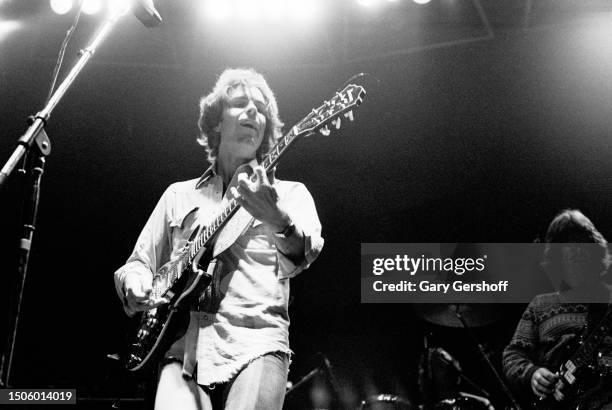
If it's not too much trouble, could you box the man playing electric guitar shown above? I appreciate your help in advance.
[114,68,324,410]
[503,209,612,409]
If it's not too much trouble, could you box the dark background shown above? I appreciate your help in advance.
[1,0,612,408]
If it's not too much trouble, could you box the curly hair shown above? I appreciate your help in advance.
[197,68,284,162]
[541,209,610,278]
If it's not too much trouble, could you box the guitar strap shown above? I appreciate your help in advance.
[212,206,254,258]
[211,162,262,258]
[210,162,277,258]
[199,163,281,311]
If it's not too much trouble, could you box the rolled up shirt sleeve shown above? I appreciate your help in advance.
[276,182,324,280]
[114,186,174,315]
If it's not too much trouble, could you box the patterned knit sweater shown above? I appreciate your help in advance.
[503,292,612,404]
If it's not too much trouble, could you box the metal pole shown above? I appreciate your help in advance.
[0,8,128,387]
[0,10,124,188]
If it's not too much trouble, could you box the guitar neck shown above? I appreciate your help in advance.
[171,82,364,275]
[571,304,612,367]
[185,126,301,265]
[157,82,364,292]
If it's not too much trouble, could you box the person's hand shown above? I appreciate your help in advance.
[123,273,167,315]
[231,166,290,233]
[553,379,566,402]
[531,367,558,398]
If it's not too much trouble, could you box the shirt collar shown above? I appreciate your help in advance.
[195,163,217,189]
[195,158,260,189]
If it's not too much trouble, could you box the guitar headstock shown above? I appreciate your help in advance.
[295,84,366,137]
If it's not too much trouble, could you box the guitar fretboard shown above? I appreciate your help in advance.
[188,126,299,259]
[150,83,364,296]
[158,127,301,292]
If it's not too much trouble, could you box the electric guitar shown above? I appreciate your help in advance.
[534,304,612,409]
[124,83,366,372]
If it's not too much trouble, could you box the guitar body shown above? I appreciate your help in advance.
[533,337,612,410]
[125,247,214,373]
[534,375,611,410]
[577,377,612,410]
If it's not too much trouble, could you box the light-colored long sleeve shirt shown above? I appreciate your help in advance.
[114,162,324,385]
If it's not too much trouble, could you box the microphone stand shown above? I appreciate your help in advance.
[0,8,125,188]
[0,8,127,388]
[0,152,46,389]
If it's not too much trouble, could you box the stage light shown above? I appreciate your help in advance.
[413,0,431,4]
[50,0,73,15]
[205,0,232,20]
[81,0,102,15]
[0,20,20,42]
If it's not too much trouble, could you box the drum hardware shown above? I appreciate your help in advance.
[453,308,521,410]
[285,352,341,399]
[419,340,492,409]
[431,346,490,399]
[360,394,412,410]
[432,392,494,410]
[412,304,502,328]
[414,304,520,409]
[285,366,322,397]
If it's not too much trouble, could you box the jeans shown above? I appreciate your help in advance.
[154,352,289,410]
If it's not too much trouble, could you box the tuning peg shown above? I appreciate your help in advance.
[338,92,351,104]
[332,117,341,130]
[319,125,330,136]
[344,110,354,122]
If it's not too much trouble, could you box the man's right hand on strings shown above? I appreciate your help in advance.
[123,273,168,316]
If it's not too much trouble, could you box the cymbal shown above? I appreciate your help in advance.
[412,303,502,328]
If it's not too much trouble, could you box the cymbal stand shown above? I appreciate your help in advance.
[454,308,522,409]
